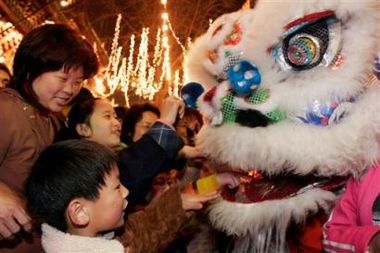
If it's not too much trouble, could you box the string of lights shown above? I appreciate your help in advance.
[0,21,23,64]
[0,0,249,106]
[91,0,186,107]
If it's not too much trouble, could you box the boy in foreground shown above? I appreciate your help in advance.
[25,139,239,253]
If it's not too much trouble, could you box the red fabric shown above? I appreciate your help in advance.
[284,10,335,30]
[203,86,217,102]
[221,171,347,203]
[287,212,327,253]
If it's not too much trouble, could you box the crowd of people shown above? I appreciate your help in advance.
[0,23,379,253]
[0,23,239,253]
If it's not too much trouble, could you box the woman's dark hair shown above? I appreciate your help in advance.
[53,97,100,142]
[68,87,94,107]
[0,63,12,75]
[120,103,160,145]
[174,107,203,128]
[25,139,116,232]
[11,23,99,109]
[0,63,12,87]
[114,105,128,122]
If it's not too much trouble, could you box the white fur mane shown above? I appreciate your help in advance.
[184,0,380,251]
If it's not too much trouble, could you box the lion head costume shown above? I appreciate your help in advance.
[184,0,380,252]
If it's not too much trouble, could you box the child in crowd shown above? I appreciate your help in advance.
[55,96,203,212]
[25,139,240,253]
[120,102,161,146]
[323,164,380,253]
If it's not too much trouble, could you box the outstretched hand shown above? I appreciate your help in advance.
[216,172,240,189]
[181,190,220,211]
[0,181,31,240]
[159,96,185,125]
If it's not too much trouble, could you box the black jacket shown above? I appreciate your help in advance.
[119,121,184,212]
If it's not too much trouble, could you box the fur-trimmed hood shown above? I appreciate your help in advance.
[41,223,124,253]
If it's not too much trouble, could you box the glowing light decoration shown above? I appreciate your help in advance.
[92,0,187,107]
[0,21,23,65]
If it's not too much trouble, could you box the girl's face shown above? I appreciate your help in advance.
[132,111,159,143]
[81,99,122,148]
[87,165,129,235]
[32,66,84,112]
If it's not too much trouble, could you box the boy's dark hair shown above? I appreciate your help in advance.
[10,23,99,109]
[25,139,117,232]
[120,103,160,145]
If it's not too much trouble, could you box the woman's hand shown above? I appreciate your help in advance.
[0,181,32,240]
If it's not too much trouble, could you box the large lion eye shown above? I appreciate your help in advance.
[271,11,342,71]
[286,34,321,67]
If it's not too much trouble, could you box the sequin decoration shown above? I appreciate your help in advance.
[220,89,286,124]
[288,95,356,126]
[222,92,238,123]
[287,36,318,66]
[224,21,243,46]
[247,88,268,104]
[247,89,287,122]
[271,12,341,71]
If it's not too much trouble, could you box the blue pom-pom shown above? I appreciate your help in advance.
[227,60,261,96]
[180,82,205,108]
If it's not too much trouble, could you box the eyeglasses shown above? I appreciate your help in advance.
[136,122,154,130]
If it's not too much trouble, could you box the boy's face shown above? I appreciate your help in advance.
[88,165,128,234]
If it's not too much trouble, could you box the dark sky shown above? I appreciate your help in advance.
[81,0,247,58]
[0,0,248,69]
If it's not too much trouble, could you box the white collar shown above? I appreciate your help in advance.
[42,223,124,253]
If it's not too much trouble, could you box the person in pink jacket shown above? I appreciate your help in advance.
[323,164,380,253]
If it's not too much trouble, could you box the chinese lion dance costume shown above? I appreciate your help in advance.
[184,0,380,252]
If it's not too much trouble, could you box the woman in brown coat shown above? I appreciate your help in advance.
[0,23,98,252]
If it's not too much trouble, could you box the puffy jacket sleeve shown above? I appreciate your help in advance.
[323,171,380,253]
[119,121,184,211]
[117,186,189,253]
